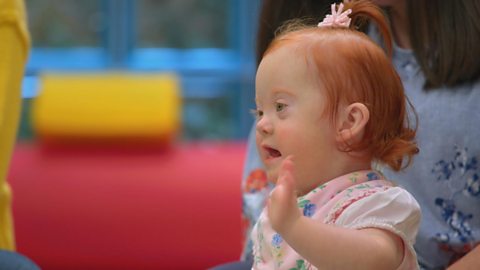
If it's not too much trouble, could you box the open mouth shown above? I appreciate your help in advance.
[263,146,282,160]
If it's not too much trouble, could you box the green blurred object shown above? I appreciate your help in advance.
[18,98,34,140]
[25,0,101,47]
[137,0,230,48]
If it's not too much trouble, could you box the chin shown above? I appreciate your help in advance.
[266,169,279,184]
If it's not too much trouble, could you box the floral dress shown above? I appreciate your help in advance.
[251,170,421,270]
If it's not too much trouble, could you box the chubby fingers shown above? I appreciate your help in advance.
[267,156,300,234]
[269,156,296,204]
[277,155,296,195]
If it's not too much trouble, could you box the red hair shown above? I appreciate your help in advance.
[264,0,418,171]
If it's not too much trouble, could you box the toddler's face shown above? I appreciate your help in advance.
[254,45,338,195]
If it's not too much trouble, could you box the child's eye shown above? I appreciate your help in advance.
[275,102,286,112]
[250,108,263,119]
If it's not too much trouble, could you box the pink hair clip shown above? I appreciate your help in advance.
[318,3,352,28]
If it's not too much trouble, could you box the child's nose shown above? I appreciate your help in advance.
[256,117,273,135]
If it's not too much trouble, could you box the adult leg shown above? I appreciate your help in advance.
[0,250,41,270]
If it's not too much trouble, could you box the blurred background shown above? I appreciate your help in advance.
[9,0,260,269]
[21,0,258,141]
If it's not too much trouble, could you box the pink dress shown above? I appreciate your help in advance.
[251,170,421,270]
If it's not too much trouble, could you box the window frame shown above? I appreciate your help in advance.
[24,0,259,139]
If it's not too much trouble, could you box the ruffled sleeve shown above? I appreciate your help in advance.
[335,187,421,269]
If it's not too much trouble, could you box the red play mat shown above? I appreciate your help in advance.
[9,141,246,270]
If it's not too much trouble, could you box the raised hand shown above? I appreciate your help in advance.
[267,156,302,236]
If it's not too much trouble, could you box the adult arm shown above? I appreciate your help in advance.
[240,124,268,260]
[447,245,480,270]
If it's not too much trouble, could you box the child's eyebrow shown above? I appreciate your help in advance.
[271,87,291,94]
[272,88,295,98]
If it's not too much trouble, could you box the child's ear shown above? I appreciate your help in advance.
[336,103,370,144]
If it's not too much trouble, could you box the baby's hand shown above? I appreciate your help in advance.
[267,156,302,236]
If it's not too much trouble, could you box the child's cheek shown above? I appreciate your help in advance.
[275,123,297,145]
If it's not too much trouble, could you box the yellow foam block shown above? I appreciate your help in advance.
[32,73,181,143]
